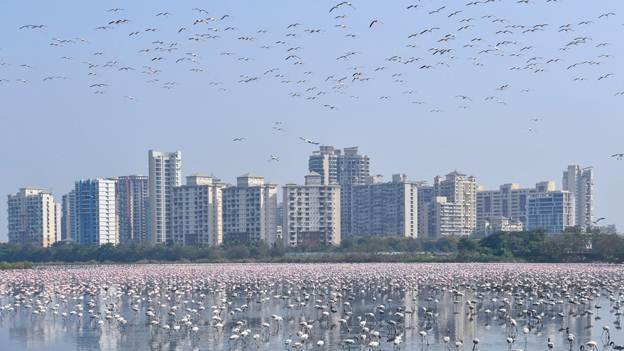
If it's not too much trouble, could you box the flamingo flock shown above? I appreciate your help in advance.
[0,263,623,350]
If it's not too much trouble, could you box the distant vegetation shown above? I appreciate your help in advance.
[0,229,623,266]
[0,261,33,270]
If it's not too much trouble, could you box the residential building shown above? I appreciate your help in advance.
[562,165,594,230]
[283,172,341,246]
[434,171,477,234]
[416,183,434,237]
[526,191,574,233]
[148,150,182,244]
[7,188,61,247]
[308,146,370,237]
[112,175,148,244]
[73,179,118,245]
[428,196,466,237]
[351,174,418,238]
[476,181,556,232]
[222,173,278,245]
[61,190,76,242]
[308,146,340,185]
[276,202,284,243]
[172,174,224,246]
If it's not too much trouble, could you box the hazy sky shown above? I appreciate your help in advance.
[1,0,623,240]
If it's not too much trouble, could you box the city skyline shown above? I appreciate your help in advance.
[3,146,603,245]
[1,1,623,240]
[1,2,623,351]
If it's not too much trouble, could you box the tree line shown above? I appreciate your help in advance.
[1,230,623,266]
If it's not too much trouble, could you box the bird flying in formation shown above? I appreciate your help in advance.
[611,153,624,160]
[268,154,280,162]
[6,0,624,167]
[593,217,606,224]
[299,137,320,145]
[369,19,382,28]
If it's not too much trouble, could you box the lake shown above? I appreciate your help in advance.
[0,263,622,351]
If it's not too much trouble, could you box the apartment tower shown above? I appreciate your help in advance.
[148,150,182,244]
[562,165,594,230]
[283,172,341,246]
[7,188,61,247]
[308,146,370,237]
[172,174,224,246]
[222,173,278,245]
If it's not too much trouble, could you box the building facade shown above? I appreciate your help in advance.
[222,173,278,245]
[172,174,224,246]
[308,146,340,185]
[148,150,182,244]
[351,174,418,238]
[283,172,341,246]
[73,179,118,245]
[562,165,594,230]
[427,196,466,237]
[112,175,148,244]
[61,190,77,242]
[476,181,556,233]
[526,191,574,233]
[416,183,434,238]
[433,171,477,234]
[308,146,370,237]
[7,188,61,247]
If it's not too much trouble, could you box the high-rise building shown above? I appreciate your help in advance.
[73,179,118,245]
[416,183,434,238]
[222,173,278,245]
[112,175,149,244]
[434,171,477,234]
[308,146,370,237]
[428,196,466,237]
[148,150,182,244]
[476,181,556,233]
[276,202,284,243]
[61,190,76,242]
[351,174,418,238]
[308,146,340,185]
[172,174,224,246]
[283,172,341,246]
[562,165,594,230]
[526,191,574,233]
[7,188,61,247]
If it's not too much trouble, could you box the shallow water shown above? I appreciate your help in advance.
[0,263,622,351]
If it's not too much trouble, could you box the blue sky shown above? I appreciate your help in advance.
[0,0,623,239]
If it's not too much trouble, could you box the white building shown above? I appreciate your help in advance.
[7,188,61,247]
[148,150,182,244]
[283,172,341,246]
[351,174,418,238]
[308,146,340,185]
[308,146,370,237]
[526,191,574,233]
[427,196,466,237]
[112,175,148,244]
[562,165,594,230]
[479,217,524,236]
[172,174,224,246]
[222,173,278,245]
[73,179,118,245]
[476,181,556,232]
[434,171,477,234]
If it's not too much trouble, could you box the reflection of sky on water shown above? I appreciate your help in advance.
[1,278,622,351]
